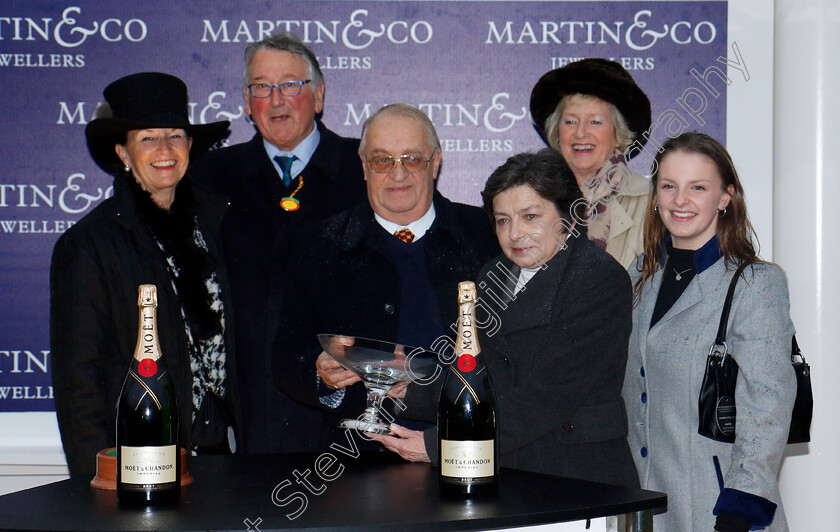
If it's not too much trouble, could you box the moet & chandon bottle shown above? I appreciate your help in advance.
[438,281,499,497]
[116,284,180,504]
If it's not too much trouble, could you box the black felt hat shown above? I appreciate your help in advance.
[530,58,652,146]
[85,72,229,175]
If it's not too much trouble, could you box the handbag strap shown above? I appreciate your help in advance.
[792,334,806,364]
[714,261,752,346]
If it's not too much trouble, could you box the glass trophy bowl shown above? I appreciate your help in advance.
[318,334,440,434]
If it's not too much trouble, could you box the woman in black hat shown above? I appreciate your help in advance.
[530,58,652,269]
[50,72,241,478]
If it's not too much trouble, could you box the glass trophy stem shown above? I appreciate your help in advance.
[339,383,392,435]
[362,385,389,425]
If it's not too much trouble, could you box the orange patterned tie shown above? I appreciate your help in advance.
[394,228,415,244]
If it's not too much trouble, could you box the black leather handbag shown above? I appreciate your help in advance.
[698,262,813,444]
[788,336,813,443]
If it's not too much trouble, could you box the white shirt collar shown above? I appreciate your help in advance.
[263,125,321,180]
[374,202,436,242]
[514,267,541,295]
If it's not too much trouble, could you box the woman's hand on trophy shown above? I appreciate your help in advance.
[387,381,409,399]
[316,351,361,389]
[370,423,430,462]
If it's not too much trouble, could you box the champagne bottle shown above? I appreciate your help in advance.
[116,284,180,504]
[438,281,499,497]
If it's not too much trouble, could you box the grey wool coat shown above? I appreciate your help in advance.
[624,256,796,531]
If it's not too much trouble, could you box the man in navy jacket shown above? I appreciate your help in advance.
[273,104,499,442]
[192,32,366,453]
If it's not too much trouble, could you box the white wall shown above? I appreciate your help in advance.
[727,0,775,259]
[774,0,840,529]
[0,413,68,495]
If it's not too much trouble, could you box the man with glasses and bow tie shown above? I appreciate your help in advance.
[192,31,366,455]
[273,104,498,441]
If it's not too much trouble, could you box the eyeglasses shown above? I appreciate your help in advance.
[365,150,438,174]
[246,80,311,98]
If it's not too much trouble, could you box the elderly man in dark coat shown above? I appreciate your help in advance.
[272,104,499,439]
[191,32,366,454]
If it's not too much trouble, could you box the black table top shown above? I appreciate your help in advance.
[0,452,665,531]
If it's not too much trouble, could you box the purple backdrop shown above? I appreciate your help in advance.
[0,1,727,411]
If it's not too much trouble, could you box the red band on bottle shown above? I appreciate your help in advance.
[457,354,476,372]
[138,358,157,377]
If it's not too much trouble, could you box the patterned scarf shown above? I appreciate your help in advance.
[579,150,631,250]
[126,174,228,422]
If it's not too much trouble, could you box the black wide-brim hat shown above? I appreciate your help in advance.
[530,58,652,146]
[85,72,229,175]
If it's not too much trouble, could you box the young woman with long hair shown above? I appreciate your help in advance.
[624,132,795,532]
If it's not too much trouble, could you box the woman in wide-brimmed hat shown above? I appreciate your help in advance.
[50,72,242,478]
[531,58,652,269]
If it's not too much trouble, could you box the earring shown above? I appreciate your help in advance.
[653,204,658,212]
[124,165,131,173]
[717,207,727,217]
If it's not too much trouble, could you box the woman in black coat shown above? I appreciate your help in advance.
[374,149,638,487]
[50,72,240,478]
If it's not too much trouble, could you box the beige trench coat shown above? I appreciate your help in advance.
[604,170,650,270]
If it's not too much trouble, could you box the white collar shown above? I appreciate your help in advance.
[514,267,541,295]
[374,203,436,242]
